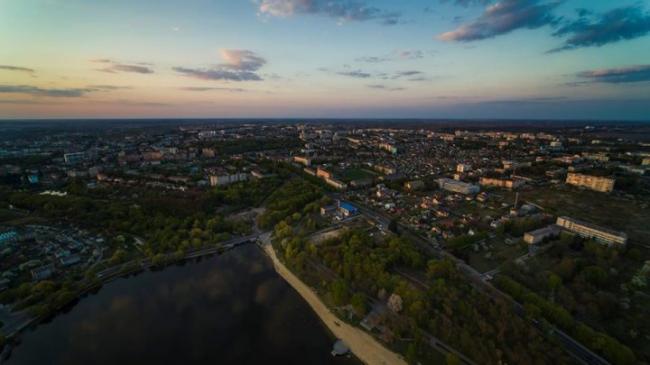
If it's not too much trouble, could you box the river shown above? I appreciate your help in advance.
[3,244,359,365]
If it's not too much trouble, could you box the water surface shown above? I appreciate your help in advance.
[6,245,357,365]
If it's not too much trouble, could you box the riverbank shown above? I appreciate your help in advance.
[261,240,406,365]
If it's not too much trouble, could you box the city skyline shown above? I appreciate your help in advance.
[1,0,650,120]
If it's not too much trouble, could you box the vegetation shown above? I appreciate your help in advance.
[496,234,645,364]
[257,178,324,229]
[274,224,571,365]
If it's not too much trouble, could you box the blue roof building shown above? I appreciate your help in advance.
[338,201,358,216]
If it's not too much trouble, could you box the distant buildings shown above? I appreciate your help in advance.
[374,164,396,175]
[316,167,333,179]
[378,142,397,154]
[325,177,347,190]
[293,155,312,166]
[31,264,54,281]
[479,177,524,190]
[64,152,86,165]
[209,172,249,187]
[566,173,615,193]
[437,178,480,195]
[404,180,424,191]
[556,216,627,245]
[456,164,471,173]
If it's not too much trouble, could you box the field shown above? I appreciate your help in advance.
[519,185,650,245]
[340,167,378,182]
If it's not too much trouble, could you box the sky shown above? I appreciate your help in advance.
[1,0,650,120]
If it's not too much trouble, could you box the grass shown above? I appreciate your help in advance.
[341,167,377,182]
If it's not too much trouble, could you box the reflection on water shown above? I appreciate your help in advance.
[6,245,358,365]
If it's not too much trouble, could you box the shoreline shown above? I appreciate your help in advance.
[261,241,406,365]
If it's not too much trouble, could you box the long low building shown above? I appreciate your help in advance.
[566,173,615,193]
[437,178,480,195]
[556,216,627,245]
[524,225,561,244]
[479,177,524,189]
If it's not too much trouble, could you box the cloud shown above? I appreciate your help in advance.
[88,85,133,90]
[337,69,372,78]
[0,85,97,97]
[0,65,35,74]
[92,59,154,74]
[576,65,650,84]
[438,0,559,42]
[174,49,266,82]
[367,84,405,91]
[549,5,650,52]
[258,0,401,25]
[356,49,425,63]
[331,68,427,81]
[441,0,493,6]
[180,86,247,92]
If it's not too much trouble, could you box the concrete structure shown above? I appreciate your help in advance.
[293,155,312,166]
[566,173,615,193]
[524,225,561,245]
[209,172,249,187]
[325,177,347,190]
[437,178,480,195]
[456,163,471,173]
[556,216,627,245]
[404,180,424,191]
[378,142,397,154]
[338,201,358,217]
[479,177,524,190]
[374,164,396,175]
[31,264,54,281]
[316,167,333,179]
[64,152,86,164]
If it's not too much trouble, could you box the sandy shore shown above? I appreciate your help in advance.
[262,241,406,365]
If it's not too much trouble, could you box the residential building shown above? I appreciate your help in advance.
[479,177,524,189]
[293,155,312,166]
[566,173,615,193]
[316,167,333,179]
[209,172,249,187]
[556,216,627,245]
[437,178,480,195]
[325,177,347,190]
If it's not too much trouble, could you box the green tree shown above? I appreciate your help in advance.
[351,293,367,317]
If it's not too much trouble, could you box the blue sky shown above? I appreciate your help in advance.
[1,0,649,119]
